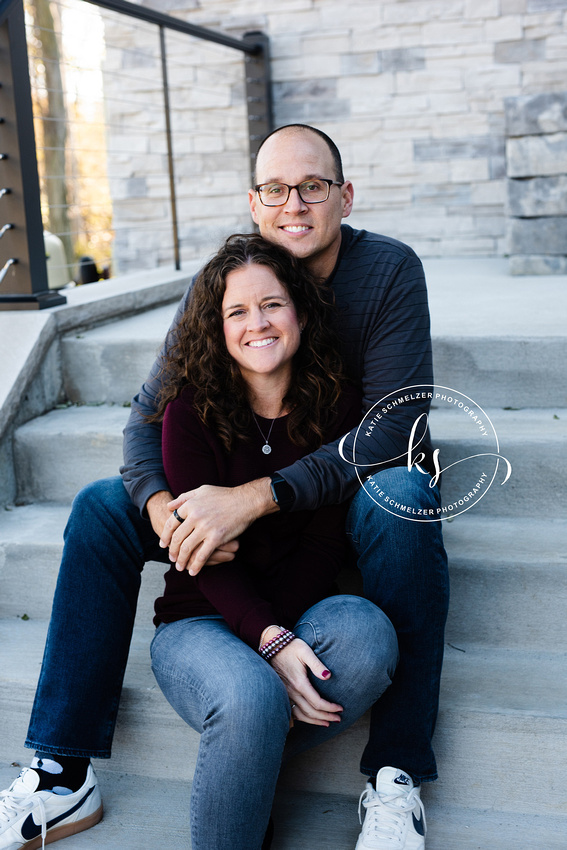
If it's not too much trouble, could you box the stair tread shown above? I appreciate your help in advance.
[0,762,565,849]
[1,503,563,565]
[1,616,565,720]
[62,304,177,344]
[14,403,130,437]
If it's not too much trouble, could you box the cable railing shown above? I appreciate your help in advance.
[0,0,272,309]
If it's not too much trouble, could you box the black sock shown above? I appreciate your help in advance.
[31,752,90,793]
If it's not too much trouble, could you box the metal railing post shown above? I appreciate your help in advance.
[0,0,66,309]
[159,25,180,272]
[242,32,274,189]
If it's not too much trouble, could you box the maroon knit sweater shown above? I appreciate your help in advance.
[154,383,361,648]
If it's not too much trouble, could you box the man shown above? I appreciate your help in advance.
[0,125,448,850]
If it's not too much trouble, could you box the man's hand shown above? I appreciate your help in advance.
[270,638,343,726]
[159,478,276,575]
[147,489,239,566]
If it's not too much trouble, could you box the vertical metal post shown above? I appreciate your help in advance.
[0,0,66,309]
[243,32,273,188]
[159,24,180,271]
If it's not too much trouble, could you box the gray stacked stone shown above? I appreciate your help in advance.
[505,92,567,274]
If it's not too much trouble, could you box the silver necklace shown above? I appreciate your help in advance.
[252,409,282,455]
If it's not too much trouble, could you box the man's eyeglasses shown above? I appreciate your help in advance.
[254,179,343,207]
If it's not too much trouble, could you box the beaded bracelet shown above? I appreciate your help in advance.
[259,628,296,661]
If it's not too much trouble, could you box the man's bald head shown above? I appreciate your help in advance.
[254,124,345,185]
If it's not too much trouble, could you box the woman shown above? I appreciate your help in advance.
[149,233,398,850]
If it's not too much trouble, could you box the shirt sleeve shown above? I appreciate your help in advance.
[278,255,434,511]
[120,284,194,515]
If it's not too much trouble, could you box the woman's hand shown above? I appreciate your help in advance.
[270,638,343,727]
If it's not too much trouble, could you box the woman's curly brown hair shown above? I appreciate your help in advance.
[150,233,344,453]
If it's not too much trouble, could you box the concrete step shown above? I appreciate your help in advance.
[427,406,566,517]
[1,615,565,815]
[1,505,565,652]
[12,403,565,514]
[13,405,129,504]
[61,304,178,405]
[59,300,566,410]
[443,515,567,650]
[1,763,565,850]
[431,334,567,409]
[425,257,567,411]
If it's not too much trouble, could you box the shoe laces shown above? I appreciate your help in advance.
[358,783,426,846]
[0,770,47,849]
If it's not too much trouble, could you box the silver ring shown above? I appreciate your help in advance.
[291,703,296,710]
[173,509,183,523]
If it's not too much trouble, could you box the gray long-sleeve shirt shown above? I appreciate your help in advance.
[121,225,434,514]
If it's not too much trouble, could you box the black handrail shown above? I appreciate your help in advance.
[85,0,263,55]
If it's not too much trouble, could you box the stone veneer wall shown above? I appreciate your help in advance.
[102,0,567,271]
[505,91,567,274]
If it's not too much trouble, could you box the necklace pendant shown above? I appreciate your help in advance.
[262,444,272,455]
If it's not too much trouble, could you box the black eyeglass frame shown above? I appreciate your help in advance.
[254,179,344,206]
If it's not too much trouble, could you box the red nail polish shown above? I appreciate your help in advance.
[322,670,330,678]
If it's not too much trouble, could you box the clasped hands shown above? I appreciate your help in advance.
[159,479,275,575]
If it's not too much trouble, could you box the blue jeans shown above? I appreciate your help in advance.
[26,469,448,782]
[346,466,449,782]
[150,596,398,850]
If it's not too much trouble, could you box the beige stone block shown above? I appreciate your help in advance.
[471,180,507,205]
[523,12,564,39]
[450,159,490,182]
[484,15,524,41]
[433,236,498,254]
[395,69,464,94]
[320,3,381,30]
[433,112,489,135]
[366,138,415,166]
[269,9,322,34]
[464,64,521,90]
[501,0,527,12]
[385,93,431,115]
[422,21,484,45]
[270,35,303,60]
[464,0,500,18]
[356,26,403,51]
[303,53,342,78]
[193,135,225,154]
[383,115,434,135]
[337,74,395,100]
[521,62,567,90]
[506,133,567,178]
[417,161,453,183]
[302,32,351,53]
[546,34,567,60]
[398,25,428,48]
[271,57,306,78]
[383,1,463,25]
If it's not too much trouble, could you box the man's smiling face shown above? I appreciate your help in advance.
[249,128,353,280]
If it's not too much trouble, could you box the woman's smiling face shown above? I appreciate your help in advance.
[222,263,302,388]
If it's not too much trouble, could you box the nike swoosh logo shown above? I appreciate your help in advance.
[412,811,426,836]
[20,786,95,840]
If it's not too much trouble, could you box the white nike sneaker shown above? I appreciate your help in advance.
[0,765,102,850]
[355,766,426,849]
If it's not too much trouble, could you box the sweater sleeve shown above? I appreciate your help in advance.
[277,253,434,511]
[120,283,194,515]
